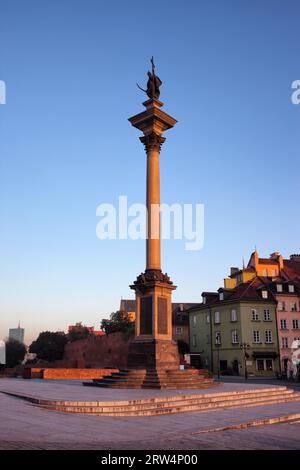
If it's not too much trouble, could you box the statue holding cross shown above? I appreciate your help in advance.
[137,56,162,100]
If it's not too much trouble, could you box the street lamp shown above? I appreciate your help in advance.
[240,343,250,380]
[216,343,221,380]
[215,336,221,380]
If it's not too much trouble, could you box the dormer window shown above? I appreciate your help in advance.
[202,296,206,304]
[289,285,295,293]
[262,290,268,299]
[219,292,224,301]
[277,284,283,293]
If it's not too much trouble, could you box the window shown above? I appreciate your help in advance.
[292,319,299,329]
[277,284,283,292]
[231,330,238,344]
[193,315,197,326]
[280,319,287,330]
[214,311,220,324]
[263,309,271,321]
[256,359,273,371]
[262,290,268,299]
[288,285,295,293]
[231,309,237,322]
[252,309,259,321]
[291,302,298,312]
[281,337,289,348]
[265,330,273,343]
[253,330,261,343]
[266,359,273,371]
[215,331,221,345]
[175,327,182,335]
[262,269,267,277]
[257,359,264,371]
[206,315,210,324]
[271,269,276,277]
[219,292,224,301]
[278,301,286,311]
[202,295,206,304]
[192,334,197,347]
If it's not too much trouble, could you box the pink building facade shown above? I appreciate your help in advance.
[274,285,300,374]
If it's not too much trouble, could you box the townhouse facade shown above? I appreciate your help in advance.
[256,278,300,375]
[190,251,300,377]
[189,281,280,377]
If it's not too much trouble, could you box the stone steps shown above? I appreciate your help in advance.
[31,386,300,417]
[83,368,214,390]
[39,388,293,412]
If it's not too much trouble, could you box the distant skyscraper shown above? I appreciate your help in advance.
[9,322,25,344]
[0,340,5,365]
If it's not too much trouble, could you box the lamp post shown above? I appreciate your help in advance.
[240,343,250,380]
[216,340,221,380]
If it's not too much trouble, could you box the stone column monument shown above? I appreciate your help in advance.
[84,60,216,388]
[127,58,180,370]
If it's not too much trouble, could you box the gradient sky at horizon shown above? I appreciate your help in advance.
[1,0,300,344]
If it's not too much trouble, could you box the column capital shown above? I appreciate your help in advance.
[140,133,166,153]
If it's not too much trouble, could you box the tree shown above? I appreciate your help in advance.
[5,338,26,368]
[29,331,67,362]
[101,310,135,337]
[68,323,92,342]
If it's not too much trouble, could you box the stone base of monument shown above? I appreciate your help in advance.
[83,368,218,390]
[83,339,219,389]
[127,339,180,370]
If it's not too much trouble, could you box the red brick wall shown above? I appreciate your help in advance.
[42,368,118,380]
[23,368,43,379]
[22,367,118,380]
[61,332,133,369]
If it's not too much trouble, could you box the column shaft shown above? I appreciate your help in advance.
[146,146,160,270]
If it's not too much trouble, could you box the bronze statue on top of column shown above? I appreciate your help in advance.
[137,56,162,100]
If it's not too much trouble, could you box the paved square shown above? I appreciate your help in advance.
[0,379,300,449]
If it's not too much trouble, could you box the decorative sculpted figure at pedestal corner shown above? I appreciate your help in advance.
[137,56,162,100]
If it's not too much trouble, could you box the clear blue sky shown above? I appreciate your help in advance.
[1,0,299,344]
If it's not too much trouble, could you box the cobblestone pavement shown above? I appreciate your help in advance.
[0,377,278,401]
[0,379,300,450]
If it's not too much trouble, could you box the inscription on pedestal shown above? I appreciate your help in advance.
[157,297,168,334]
[140,296,153,335]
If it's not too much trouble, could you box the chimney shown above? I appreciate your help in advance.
[270,252,283,270]
[290,254,300,263]
[230,267,239,276]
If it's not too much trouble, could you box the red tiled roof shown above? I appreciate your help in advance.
[194,277,276,308]
[258,258,279,265]
[282,260,300,286]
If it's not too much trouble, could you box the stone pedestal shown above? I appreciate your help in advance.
[127,339,180,370]
[128,269,180,370]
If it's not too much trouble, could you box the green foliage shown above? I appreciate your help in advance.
[101,310,135,337]
[29,331,67,362]
[5,338,26,368]
[68,323,92,342]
